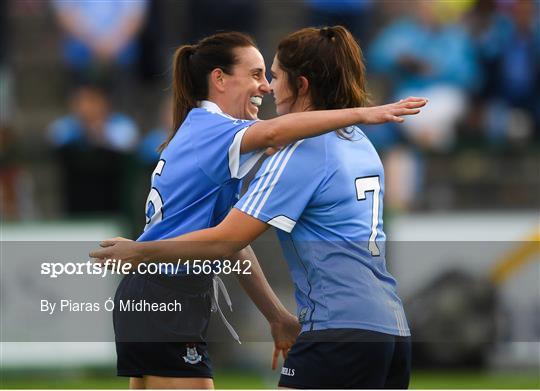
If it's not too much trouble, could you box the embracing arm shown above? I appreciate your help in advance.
[90,212,297,368]
[234,246,290,323]
[142,209,267,261]
[234,245,300,368]
[91,209,268,265]
[239,96,427,153]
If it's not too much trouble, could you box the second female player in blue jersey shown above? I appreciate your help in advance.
[93,27,427,388]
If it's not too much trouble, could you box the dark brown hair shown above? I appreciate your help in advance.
[276,26,370,137]
[160,31,256,151]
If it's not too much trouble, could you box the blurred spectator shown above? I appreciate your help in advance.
[368,0,478,210]
[47,82,139,215]
[303,0,375,45]
[51,0,148,82]
[369,0,478,151]
[467,0,540,145]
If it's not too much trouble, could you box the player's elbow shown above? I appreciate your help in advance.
[219,241,248,259]
[207,228,248,259]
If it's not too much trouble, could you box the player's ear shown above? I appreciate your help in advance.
[297,76,309,97]
[210,68,226,93]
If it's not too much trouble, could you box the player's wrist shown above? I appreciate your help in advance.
[268,307,295,325]
[355,107,370,124]
[265,307,285,324]
[136,242,152,264]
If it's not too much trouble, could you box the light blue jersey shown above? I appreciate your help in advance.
[139,100,262,244]
[235,128,410,336]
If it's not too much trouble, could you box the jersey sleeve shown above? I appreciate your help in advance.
[234,140,325,233]
[191,110,263,182]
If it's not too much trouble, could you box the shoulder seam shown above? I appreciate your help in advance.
[240,140,303,217]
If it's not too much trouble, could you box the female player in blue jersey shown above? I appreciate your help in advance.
[93,28,425,389]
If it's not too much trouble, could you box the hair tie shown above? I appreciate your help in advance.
[320,27,335,40]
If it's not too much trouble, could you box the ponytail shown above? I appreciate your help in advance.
[276,26,370,139]
[324,26,370,109]
[159,45,197,152]
[159,32,256,152]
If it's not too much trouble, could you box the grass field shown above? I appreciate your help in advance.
[1,370,539,389]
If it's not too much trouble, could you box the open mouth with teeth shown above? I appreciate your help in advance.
[250,96,262,107]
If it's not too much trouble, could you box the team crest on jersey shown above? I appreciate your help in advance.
[183,344,202,364]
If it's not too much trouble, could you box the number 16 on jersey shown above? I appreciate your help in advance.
[144,159,166,231]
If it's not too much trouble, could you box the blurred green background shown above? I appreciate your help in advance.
[1,369,539,389]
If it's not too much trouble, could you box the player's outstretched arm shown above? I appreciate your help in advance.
[240,96,428,153]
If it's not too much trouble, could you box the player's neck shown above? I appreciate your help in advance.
[208,95,237,116]
[291,96,314,113]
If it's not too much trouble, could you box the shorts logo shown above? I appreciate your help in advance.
[183,344,202,364]
[281,367,295,377]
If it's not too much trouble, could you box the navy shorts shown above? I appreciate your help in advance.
[114,272,214,378]
[278,328,411,389]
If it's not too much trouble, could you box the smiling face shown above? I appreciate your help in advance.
[217,46,270,120]
[269,56,296,116]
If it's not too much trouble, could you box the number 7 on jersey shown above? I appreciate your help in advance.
[355,176,381,256]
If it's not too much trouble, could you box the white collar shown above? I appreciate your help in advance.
[198,100,223,114]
